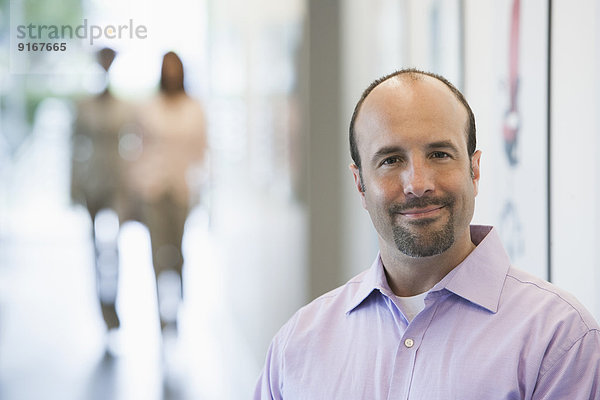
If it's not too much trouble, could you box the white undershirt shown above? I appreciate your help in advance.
[395,291,428,322]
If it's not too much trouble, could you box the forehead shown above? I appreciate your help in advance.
[355,75,469,156]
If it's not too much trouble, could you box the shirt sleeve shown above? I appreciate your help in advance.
[532,329,600,400]
[254,312,300,400]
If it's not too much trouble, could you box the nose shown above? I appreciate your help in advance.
[402,157,434,197]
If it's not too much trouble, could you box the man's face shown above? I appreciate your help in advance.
[351,75,481,258]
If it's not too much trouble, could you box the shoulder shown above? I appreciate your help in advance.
[501,266,599,375]
[134,96,166,127]
[505,267,599,332]
[504,269,600,393]
[179,96,205,120]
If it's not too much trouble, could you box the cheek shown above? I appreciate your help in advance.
[455,179,477,213]
[365,179,402,210]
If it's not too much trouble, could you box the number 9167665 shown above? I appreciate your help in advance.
[18,42,67,51]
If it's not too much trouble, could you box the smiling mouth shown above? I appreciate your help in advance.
[399,205,445,219]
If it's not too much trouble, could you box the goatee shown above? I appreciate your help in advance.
[390,196,455,257]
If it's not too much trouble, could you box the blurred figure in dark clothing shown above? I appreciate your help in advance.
[71,47,135,349]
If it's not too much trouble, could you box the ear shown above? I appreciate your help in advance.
[349,163,367,209]
[471,150,482,196]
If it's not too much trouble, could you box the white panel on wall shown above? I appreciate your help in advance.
[469,0,549,280]
[551,0,599,320]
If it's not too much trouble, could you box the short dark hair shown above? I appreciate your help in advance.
[349,68,476,170]
[96,47,117,71]
[160,51,185,94]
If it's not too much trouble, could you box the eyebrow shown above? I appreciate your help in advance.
[427,140,460,153]
[371,146,405,164]
[370,140,461,164]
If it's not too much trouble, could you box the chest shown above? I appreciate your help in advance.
[282,299,542,400]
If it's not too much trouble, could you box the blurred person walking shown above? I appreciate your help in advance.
[130,51,207,338]
[70,47,134,350]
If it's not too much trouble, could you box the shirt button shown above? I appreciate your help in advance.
[404,338,414,348]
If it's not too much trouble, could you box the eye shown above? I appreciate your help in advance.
[381,156,402,166]
[430,151,450,159]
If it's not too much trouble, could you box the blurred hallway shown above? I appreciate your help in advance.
[0,99,307,399]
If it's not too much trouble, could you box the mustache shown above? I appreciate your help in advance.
[389,195,454,214]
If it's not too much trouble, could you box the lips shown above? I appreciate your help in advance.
[399,205,445,218]
[389,196,453,221]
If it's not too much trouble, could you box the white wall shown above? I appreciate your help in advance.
[551,0,600,320]
[467,0,549,280]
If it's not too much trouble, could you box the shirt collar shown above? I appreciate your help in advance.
[344,255,390,314]
[345,225,511,315]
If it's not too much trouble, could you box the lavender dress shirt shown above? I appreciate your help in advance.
[255,226,600,399]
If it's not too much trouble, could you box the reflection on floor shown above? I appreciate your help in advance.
[0,100,307,399]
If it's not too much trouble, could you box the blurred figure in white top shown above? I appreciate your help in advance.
[130,51,207,337]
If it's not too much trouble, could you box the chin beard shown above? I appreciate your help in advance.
[392,216,455,258]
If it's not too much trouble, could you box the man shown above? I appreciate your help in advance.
[71,47,132,343]
[254,69,600,399]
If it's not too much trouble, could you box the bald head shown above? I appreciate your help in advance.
[349,69,476,170]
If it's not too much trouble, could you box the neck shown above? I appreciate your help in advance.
[99,87,111,98]
[379,229,475,297]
